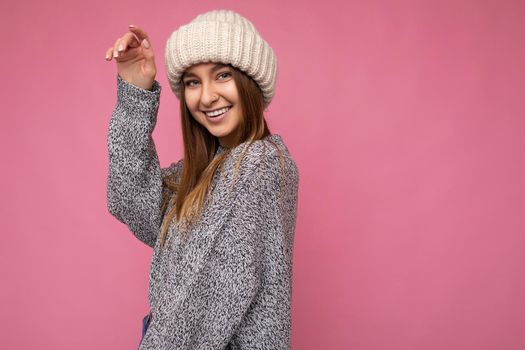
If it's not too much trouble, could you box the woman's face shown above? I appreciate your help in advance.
[182,62,243,148]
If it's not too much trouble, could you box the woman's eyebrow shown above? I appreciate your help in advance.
[210,63,229,73]
[182,63,229,79]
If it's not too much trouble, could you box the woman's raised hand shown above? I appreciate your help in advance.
[105,25,157,90]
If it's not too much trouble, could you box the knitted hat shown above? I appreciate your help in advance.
[164,9,277,108]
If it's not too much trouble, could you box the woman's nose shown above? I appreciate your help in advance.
[201,83,218,106]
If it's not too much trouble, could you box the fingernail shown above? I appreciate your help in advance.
[142,39,150,48]
[105,53,109,60]
[129,24,135,28]
[118,44,124,51]
[113,50,118,58]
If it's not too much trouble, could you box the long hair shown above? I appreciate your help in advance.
[158,64,283,251]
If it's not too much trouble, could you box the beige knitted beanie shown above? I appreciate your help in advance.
[164,9,277,108]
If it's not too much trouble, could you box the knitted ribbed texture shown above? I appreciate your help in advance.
[164,9,277,108]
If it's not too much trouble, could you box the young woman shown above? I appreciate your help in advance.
[104,9,299,349]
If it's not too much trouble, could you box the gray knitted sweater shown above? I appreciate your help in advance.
[107,75,299,349]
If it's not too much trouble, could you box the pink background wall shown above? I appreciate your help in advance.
[2,0,524,349]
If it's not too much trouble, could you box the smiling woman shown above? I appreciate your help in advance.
[105,9,299,350]
[181,63,243,148]
[165,59,272,250]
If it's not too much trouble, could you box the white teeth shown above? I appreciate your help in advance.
[205,107,230,117]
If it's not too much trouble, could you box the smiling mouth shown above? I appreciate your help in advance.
[203,106,232,118]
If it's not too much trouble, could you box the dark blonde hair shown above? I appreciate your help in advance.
[159,64,284,251]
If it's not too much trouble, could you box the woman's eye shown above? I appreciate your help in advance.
[218,72,232,80]
[184,80,199,87]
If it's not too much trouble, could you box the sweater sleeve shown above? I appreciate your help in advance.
[228,152,299,349]
[156,150,299,349]
[106,74,182,248]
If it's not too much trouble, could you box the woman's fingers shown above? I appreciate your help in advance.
[128,26,149,42]
[104,26,151,61]
[129,26,153,50]
[118,32,141,53]
[111,34,133,60]
[112,37,121,58]
[105,47,113,61]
